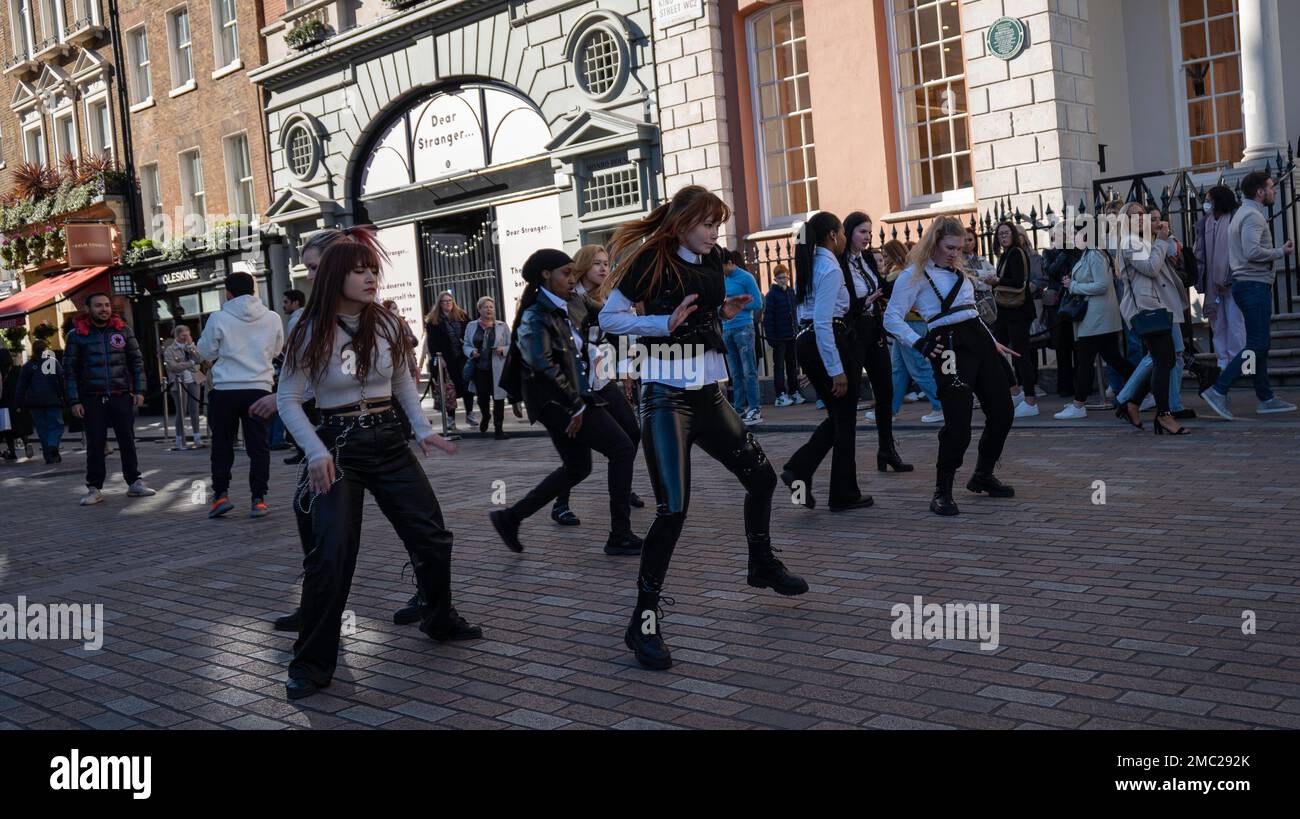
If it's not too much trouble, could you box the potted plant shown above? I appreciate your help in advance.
[285,18,328,50]
[33,321,57,342]
[11,235,30,268]
[43,226,64,260]
[0,236,13,269]
[3,325,27,352]
[24,231,44,263]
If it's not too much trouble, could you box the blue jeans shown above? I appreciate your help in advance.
[1118,323,1184,410]
[723,323,760,413]
[269,414,286,447]
[1105,326,1143,392]
[890,320,941,414]
[1213,280,1274,400]
[30,407,64,450]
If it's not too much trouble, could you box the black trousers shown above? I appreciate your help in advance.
[291,417,455,684]
[931,319,1015,476]
[82,393,140,489]
[1073,331,1135,404]
[1141,330,1178,414]
[208,388,271,499]
[473,367,504,431]
[512,400,635,536]
[769,338,798,397]
[557,382,640,509]
[636,382,775,587]
[993,313,1037,395]
[787,329,863,507]
[858,318,894,448]
[1048,308,1077,395]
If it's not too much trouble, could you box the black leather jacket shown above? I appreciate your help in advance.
[515,296,600,423]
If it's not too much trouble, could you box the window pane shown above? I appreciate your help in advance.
[897,50,920,87]
[805,147,817,179]
[765,152,786,185]
[1215,96,1242,131]
[1207,17,1234,54]
[918,3,939,42]
[1185,62,1210,98]
[773,9,791,43]
[954,117,969,152]
[895,10,918,51]
[1217,132,1242,162]
[806,178,818,210]
[1181,23,1207,61]
[1187,99,1213,136]
[1179,0,1204,22]
[943,36,963,75]
[763,119,783,153]
[775,42,793,78]
[930,120,952,157]
[920,161,933,196]
[786,148,805,180]
[793,39,807,74]
[1190,137,1216,165]
[801,112,814,145]
[767,185,789,219]
[789,182,807,215]
[921,45,943,83]
[778,79,796,113]
[940,0,960,35]
[757,49,774,84]
[783,116,801,149]
[955,153,973,189]
[1211,56,1239,93]
[759,84,777,117]
[912,124,929,157]
[791,4,804,39]
[796,76,811,110]
[1206,0,1233,17]
[754,15,772,49]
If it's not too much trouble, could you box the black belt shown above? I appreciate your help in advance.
[797,317,853,337]
[320,408,398,428]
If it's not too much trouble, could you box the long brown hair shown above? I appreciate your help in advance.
[285,233,407,384]
[880,239,909,280]
[603,185,731,300]
[425,290,468,325]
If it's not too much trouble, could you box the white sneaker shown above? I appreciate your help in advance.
[127,480,157,497]
[921,410,944,424]
[466,411,480,426]
[1104,387,1116,400]
[792,392,806,405]
[1257,397,1298,414]
[80,487,103,506]
[774,394,794,408]
[1139,395,1157,412]
[1014,401,1040,418]
[903,391,921,403]
[1012,391,1025,407]
[864,410,876,423]
[1054,404,1088,420]
[742,409,763,426]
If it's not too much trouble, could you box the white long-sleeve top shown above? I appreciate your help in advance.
[796,245,862,377]
[276,311,434,464]
[598,246,730,389]
[882,261,980,348]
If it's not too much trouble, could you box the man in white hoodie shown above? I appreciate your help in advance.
[197,272,284,518]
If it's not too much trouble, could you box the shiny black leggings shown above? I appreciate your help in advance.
[637,382,776,587]
[290,418,454,684]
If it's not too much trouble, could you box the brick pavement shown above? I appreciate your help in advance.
[1,408,1298,730]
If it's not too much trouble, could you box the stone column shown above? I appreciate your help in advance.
[1238,0,1288,164]
[964,0,1097,219]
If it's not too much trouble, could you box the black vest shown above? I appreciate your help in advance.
[619,247,727,357]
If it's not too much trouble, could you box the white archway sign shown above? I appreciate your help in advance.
[359,85,552,198]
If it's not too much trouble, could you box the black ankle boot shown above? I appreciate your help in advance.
[746,536,809,596]
[625,578,672,670]
[392,592,423,625]
[931,472,959,516]
[490,508,524,552]
[966,471,1015,497]
[877,439,914,472]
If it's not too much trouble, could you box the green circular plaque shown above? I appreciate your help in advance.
[986,16,1027,61]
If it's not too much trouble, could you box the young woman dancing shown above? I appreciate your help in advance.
[780,211,875,513]
[489,248,644,556]
[277,232,479,700]
[882,216,1018,516]
[599,185,808,670]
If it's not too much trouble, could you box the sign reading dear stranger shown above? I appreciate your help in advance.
[654,0,704,27]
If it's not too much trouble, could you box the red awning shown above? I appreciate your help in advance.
[0,266,110,328]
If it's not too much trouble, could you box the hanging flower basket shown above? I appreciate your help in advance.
[43,226,64,260]
[0,238,13,269]
[24,231,45,262]
[286,19,328,50]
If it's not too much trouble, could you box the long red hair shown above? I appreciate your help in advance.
[603,185,731,300]
[284,228,406,384]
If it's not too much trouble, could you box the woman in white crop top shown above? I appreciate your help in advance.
[275,233,480,700]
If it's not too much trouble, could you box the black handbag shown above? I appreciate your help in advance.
[1058,291,1088,323]
[1131,308,1172,337]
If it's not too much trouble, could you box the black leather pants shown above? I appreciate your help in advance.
[636,382,776,587]
[290,416,454,684]
[930,319,1015,476]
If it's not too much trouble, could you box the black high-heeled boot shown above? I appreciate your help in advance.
[746,535,809,596]
[877,438,914,472]
[930,472,959,516]
[625,577,672,670]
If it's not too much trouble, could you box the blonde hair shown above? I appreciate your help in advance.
[475,295,496,317]
[904,216,967,277]
[572,244,608,287]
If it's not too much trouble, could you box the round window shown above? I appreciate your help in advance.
[286,125,315,178]
[578,29,621,97]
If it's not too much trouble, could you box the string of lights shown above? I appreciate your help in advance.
[423,219,493,258]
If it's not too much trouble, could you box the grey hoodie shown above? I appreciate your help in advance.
[197,294,284,391]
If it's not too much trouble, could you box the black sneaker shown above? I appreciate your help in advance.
[551,504,580,526]
[421,608,482,642]
[628,492,646,509]
[490,508,524,552]
[494,430,511,440]
[604,531,644,556]
[392,593,423,625]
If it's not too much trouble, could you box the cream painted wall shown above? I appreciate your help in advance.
[1089,0,1134,181]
